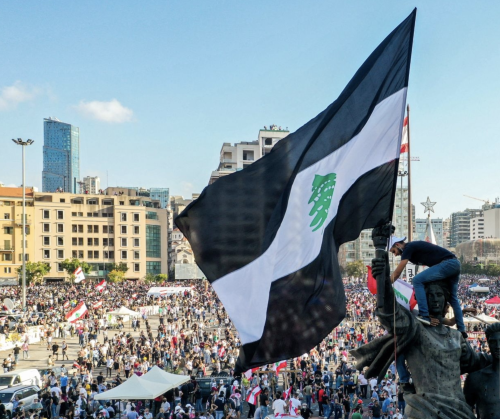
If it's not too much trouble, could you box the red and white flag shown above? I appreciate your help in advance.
[272,360,287,373]
[73,361,80,369]
[244,367,260,379]
[282,386,293,400]
[63,301,70,309]
[218,346,226,358]
[400,116,409,153]
[132,293,138,300]
[65,302,88,323]
[74,267,86,283]
[246,386,261,405]
[93,300,103,309]
[95,279,107,292]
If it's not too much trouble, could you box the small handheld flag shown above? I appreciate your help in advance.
[74,267,85,283]
[95,279,107,292]
[245,386,261,405]
[66,302,88,323]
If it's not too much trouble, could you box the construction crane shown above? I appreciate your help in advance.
[463,195,491,205]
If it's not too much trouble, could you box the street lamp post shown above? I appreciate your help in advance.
[12,138,34,310]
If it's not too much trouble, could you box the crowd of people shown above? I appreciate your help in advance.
[0,267,495,419]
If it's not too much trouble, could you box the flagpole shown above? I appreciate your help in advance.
[407,104,413,241]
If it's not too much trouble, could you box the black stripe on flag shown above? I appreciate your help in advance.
[176,9,416,372]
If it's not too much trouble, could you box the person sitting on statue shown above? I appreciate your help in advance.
[388,235,467,338]
[464,322,500,418]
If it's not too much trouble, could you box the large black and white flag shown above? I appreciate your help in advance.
[176,10,416,372]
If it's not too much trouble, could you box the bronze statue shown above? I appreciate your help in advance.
[464,322,500,418]
[351,225,492,419]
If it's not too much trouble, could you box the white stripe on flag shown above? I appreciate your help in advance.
[213,88,407,345]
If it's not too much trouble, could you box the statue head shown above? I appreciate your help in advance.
[424,281,450,317]
[485,323,500,360]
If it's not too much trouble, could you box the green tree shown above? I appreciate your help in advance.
[143,273,156,283]
[346,260,366,278]
[108,262,129,273]
[486,264,500,277]
[17,261,50,285]
[107,269,125,283]
[155,273,168,283]
[61,258,91,281]
[143,273,168,283]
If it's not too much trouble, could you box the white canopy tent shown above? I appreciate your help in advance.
[108,306,141,316]
[478,278,490,282]
[476,313,499,324]
[94,374,167,400]
[142,366,190,389]
[469,286,490,293]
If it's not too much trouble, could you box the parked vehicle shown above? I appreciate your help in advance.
[0,369,42,389]
[0,384,40,418]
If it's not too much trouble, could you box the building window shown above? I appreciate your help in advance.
[94,251,99,259]
[43,250,50,259]
[57,224,64,233]
[72,250,77,258]
[2,254,12,261]
[88,199,97,205]
[94,225,99,233]
[109,238,115,246]
[119,201,124,206]
[134,238,139,247]
[94,238,99,246]
[43,210,50,219]
[3,213,10,220]
[43,236,50,246]
[134,263,140,272]
[146,212,158,220]
[146,225,161,257]
[57,249,64,259]
[43,223,50,232]
[88,251,93,259]
[87,225,93,233]
[87,238,93,246]
[134,251,140,260]
[4,267,11,274]
[104,251,109,259]
[103,199,113,205]
[57,237,64,246]
[121,238,127,247]
[133,214,139,222]
[146,261,161,274]
[87,213,93,217]
[57,263,64,272]
[121,251,127,259]
[57,210,64,220]
[121,213,127,222]
[103,238,108,246]
[3,240,11,251]
[78,250,84,258]
[4,227,13,235]
[134,226,139,234]
[121,225,127,234]
[78,238,83,246]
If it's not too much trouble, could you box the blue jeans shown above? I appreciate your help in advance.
[322,403,330,418]
[398,400,406,414]
[412,259,464,332]
[261,406,268,418]
[305,395,312,409]
[195,398,203,412]
[396,354,410,383]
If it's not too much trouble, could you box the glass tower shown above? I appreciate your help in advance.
[42,117,80,193]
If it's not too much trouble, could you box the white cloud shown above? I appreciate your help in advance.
[75,99,134,123]
[0,81,40,111]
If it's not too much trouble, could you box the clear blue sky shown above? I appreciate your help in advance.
[1,1,498,219]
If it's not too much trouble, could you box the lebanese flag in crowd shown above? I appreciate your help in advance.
[93,300,103,309]
[95,279,107,292]
[175,10,416,372]
[272,360,287,373]
[218,346,226,358]
[74,267,86,283]
[63,301,70,309]
[65,302,88,323]
[367,266,417,311]
[132,293,138,300]
[282,386,293,400]
[400,116,409,153]
[73,361,80,369]
[246,386,262,405]
[244,367,260,379]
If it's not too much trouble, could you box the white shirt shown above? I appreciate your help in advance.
[289,398,301,417]
[272,399,286,415]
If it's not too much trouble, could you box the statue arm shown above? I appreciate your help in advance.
[460,337,492,375]
[463,373,478,408]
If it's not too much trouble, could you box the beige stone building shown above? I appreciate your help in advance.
[0,187,35,283]
[32,189,168,281]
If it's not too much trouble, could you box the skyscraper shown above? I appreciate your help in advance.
[42,117,80,193]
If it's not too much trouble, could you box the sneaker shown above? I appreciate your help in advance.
[416,315,431,326]
[461,331,468,339]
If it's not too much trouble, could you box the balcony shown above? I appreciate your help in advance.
[221,159,235,163]
[15,219,31,226]
[0,247,14,252]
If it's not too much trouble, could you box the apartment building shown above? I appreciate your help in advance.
[0,188,35,283]
[32,190,168,281]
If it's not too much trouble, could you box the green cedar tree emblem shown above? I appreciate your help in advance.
[308,173,337,232]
